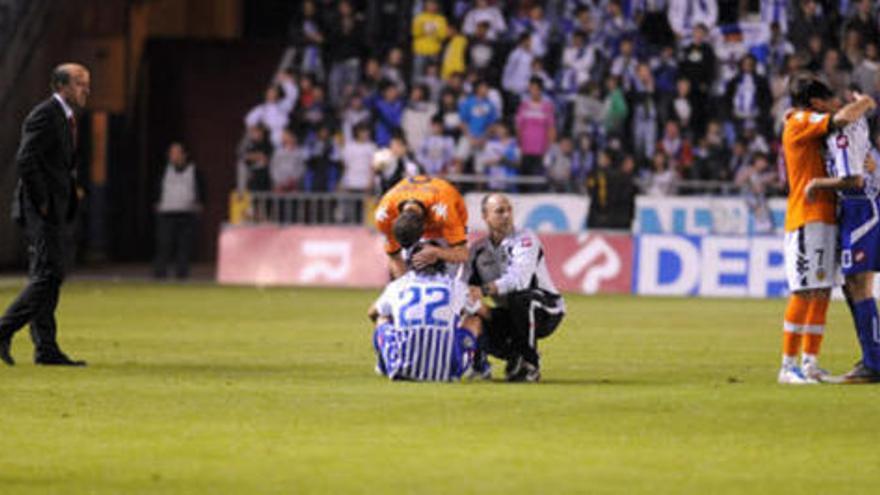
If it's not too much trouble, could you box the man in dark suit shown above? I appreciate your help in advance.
[0,63,90,366]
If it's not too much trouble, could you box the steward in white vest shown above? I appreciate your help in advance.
[154,142,205,279]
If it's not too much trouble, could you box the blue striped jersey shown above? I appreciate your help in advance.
[826,117,872,196]
[375,272,469,381]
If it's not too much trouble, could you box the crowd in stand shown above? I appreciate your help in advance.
[237,0,880,227]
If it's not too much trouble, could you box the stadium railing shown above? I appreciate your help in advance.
[229,174,766,226]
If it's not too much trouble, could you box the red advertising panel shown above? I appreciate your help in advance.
[539,232,633,294]
[217,225,388,287]
[219,225,633,294]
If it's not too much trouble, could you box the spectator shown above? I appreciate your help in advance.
[361,57,384,95]
[788,0,832,49]
[766,22,795,74]
[572,81,604,137]
[467,21,496,75]
[303,124,341,192]
[803,33,826,72]
[667,0,718,39]
[528,58,554,94]
[841,27,863,69]
[339,123,376,220]
[562,30,599,91]
[630,63,659,161]
[678,24,716,101]
[844,0,879,45]
[770,55,800,135]
[154,142,204,280]
[289,0,326,79]
[572,132,596,191]
[372,132,423,193]
[690,121,730,183]
[724,54,772,134]
[441,23,468,81]
[512,4,551,59]
[415,62,444,102]
[651,44,679,103]
[761,0,789,34]
[444,70,466,97]
[668,77,696,136]
[602,75,628,138]
[727,138,751,178]
[601,1,639,55]
[341,93,371,143]
[822,48,851,95]
[372,81,405,147]
[293,85,331,139]
[657,119,692,171]
[741,121,770,157]
[642,150,678,196]
[459,79,499,140]
[412,0,448,78]
[326,1,365,107]
[502,34,534,101]
[239,125,273,192]
[462,0,507,41]
[610,37,639,92]
[586,150,637,229]
[515,77,556,189]
[437,88,463,140]
[244,72,298,148]
[417,117,456,175]
[853,42,880,95]
[475,122,521,191]
[544,136,576,192]
[381,47,407,93]
[735,152,780,233]
[402,84,437,152]
[270,129,307,192]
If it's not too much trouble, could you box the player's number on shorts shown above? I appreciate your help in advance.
[815,248,824,267]
[398,286,450,327]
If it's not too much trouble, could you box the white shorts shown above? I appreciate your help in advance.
[784,222,838,292]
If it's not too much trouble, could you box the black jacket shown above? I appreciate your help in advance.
[11,97,78,226]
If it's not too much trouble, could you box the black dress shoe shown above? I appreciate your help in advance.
[0,336,14,366]
[35,352,86,367]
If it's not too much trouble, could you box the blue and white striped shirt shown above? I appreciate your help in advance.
[375,272,470,381]
[826,117,872,197]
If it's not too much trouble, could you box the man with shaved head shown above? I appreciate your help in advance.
[0,63,90,366]
[466,193,565,382]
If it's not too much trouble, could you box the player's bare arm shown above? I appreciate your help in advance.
[411,242,468,269]
[832,93,876,128]
[805,176,864,201]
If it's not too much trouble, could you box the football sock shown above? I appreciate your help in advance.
[851,298,880,372]
[782,294,810,368]
[802,297,828,365]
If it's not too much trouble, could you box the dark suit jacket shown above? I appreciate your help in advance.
[11,97,78,227]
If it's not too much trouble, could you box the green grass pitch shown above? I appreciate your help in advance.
[1,281,879,494]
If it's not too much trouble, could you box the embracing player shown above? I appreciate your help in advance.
[778,75,875,384]
[374,175,469,278]
[804,86,880,383]
[368,241,482,382]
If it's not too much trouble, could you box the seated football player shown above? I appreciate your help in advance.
[374,175,469,278]
[805,87,880,383]
[367,241,483,382]
[466,193,566,382]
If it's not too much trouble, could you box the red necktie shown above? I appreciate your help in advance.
[68,116,77,148]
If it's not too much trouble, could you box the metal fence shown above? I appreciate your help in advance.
[242,191,370,225]
[230,175,766,226]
